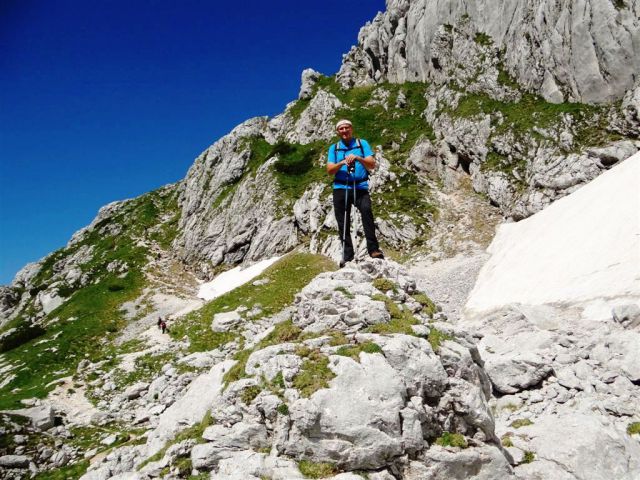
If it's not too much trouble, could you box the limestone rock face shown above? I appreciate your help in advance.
[285,90,343,145]
[338,0,640,104]
[175,117,299,276]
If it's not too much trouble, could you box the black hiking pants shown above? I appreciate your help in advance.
[333,188,380,261]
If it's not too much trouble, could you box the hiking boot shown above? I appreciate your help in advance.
[370,250,385,260]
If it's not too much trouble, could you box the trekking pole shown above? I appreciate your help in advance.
[341,171,350,267]
[353,173,358,264]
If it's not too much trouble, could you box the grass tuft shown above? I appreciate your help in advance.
[292,352,336,398]
[336,341,383,361]
[510,418,534,429]
[501,435,514,447]
[474,32,493,46]
[413,293,437,317]
[372,278,398,293]
[240,385,262,405]
[297,460,338,479]
[627,422,640,435]
[435,431,468,448]
[427,328,453,351]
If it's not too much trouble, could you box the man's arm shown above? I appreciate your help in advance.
[357,155,376,171]
[327,160,346,175]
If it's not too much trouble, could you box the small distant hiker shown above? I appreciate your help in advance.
[160,320,167,334]
[327,119,384,267]
[157,317,162,329]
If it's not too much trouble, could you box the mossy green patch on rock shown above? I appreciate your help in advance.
[328,330,349,346]
[510,418,534,428]
[336,341,383,361]
[240,384,262,405]
[501,435,514,447]
[372,278,399,293]
[138,411,213,470]
[222,319,307,388]
[238,137,331,214]
[33,460,89,480]
[627,422,640,435]
[333,286,355,299]
[223,348,254,387]
[413,293,437,317]
[292,351,336,398]
[474,32,493,46]
[287,98,311,122]
[375,169,437,231]
[428,327,453,352]
[112,351,175,389]
[366,293,419,335]
[435,431,468,448]
[307,75,435,151]
[297,460,338,478]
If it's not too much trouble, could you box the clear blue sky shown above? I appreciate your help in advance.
[0,0,385,285]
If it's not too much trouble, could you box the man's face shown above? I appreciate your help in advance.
[337,124,353,143]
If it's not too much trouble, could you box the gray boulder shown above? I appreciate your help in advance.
[511,413,640,480]
[612,303,640,329]
[485,353,553,394]
[211,311,243,332]
[0,455,31,468]
[404,445,514,479]
[283,353,406,470]
[7,405,55,431]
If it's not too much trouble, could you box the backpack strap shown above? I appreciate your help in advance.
[334,142,340,163]
[355,138,365,158]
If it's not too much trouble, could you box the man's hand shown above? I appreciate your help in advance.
[344,154,358,166]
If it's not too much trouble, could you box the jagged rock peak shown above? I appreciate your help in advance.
[338,0,640,104]
[299,68,321,100]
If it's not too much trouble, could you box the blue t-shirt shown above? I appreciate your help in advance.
[327,138,374,190]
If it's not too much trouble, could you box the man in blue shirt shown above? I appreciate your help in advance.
[327,119,384,267]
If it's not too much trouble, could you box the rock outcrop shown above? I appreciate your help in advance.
[73,260,516,480]
[338,0,640,104]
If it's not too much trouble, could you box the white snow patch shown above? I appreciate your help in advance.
[466,155,640,315]
[197,256,281,301]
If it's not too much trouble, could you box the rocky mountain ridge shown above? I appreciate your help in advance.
[1,0,639,479]
[338,0,640,104]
